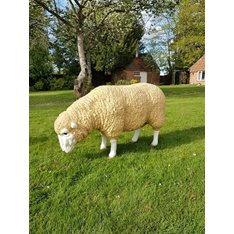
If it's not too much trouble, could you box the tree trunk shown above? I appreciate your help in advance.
[74,28,88,98]
[86,51,92,88]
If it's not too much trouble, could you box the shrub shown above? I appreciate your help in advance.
[29,86,35,92]
[49,78,65,90]
[130,79,138,84]
[116,79,131,85]
[64,76,75,89]
[34,80,44,91]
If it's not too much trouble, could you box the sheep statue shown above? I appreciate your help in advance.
[54,83,165,158]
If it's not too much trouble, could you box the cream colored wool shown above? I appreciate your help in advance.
[54,83,165,156]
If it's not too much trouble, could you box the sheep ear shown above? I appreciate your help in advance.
[70,122,77,129]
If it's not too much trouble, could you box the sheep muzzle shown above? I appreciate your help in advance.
[57,129,77,153]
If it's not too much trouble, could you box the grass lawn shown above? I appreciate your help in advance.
[30,85,205,234]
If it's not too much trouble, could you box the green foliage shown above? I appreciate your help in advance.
[48,3,144,74]
[87,13,144,72]
[29,0,52,86]
[34,80,44,91]
[143,53,160,72]
[31,0,182,90]
[130,79,138,84]
[30,85,204,233]
[29,46,52,85]
[33,78,51,91]
[49,19,79,76]
[172,0,205,68]
[145,0,204,72]
[31,75,76,91]
[49,78,65,90]
[64,75,76,90]
[116,79,131,85]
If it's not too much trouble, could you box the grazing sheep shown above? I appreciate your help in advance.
[54,83,165,158]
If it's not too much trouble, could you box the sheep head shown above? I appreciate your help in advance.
[54,111,89,153]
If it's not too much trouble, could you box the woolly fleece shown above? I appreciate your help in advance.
[54,83,165,141]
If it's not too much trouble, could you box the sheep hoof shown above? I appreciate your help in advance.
[131,140,138,143]
[108,152,116,159]
[100,145,107,150]
[108,156,115,159]
[150,143,158,147]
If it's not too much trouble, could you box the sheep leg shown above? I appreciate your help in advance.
[132,128,141,142]
[109,139,117,158]
[151,130,159,146]
[100,134,107,150]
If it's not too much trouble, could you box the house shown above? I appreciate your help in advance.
[189,55,205,85]
[111,54,160,85]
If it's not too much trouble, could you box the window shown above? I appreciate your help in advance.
[197,71,205,81]
[133,71,140,77]
[202,71,205,80]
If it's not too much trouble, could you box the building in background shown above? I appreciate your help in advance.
[111,54,160,85]
[189,55,205,85]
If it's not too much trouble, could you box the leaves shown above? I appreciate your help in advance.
[29,0,53,86]
[172,0,205,69]
[31,0,180,85]
[144,11,176,74]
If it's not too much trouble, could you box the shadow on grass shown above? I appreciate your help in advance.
[30,136,49,145]
[85,126,205,159]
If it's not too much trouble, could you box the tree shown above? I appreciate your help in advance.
[32,0,175,96]
[47,3,144,88]
[90,18,144,72]
[172,0,205,69]
[33,0,138,96]
[29,0,52,88]
[144,11,176,75]
[49,17,79,76]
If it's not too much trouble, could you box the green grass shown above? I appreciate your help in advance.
[30,85,205,234]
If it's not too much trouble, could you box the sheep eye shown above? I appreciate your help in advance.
[63,132,68,135]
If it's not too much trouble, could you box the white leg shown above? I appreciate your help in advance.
[109,139,117,158]
[151,130,159,146]
[100,134,107,150]
[132,128,141,142]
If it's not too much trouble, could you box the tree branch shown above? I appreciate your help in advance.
[73,0,84,9]
[53,0,58,13]
[68,0,78,18]
[33,0,74,28]
[96,2,118,10]
[96,9,126,30]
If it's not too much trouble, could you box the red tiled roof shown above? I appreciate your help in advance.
[190,55,205,72]
[125,57,149,71]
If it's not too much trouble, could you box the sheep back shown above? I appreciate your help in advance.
[89,83,165,138]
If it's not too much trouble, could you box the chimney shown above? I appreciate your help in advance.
[136,44,139,58]
[136,50,139,58]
